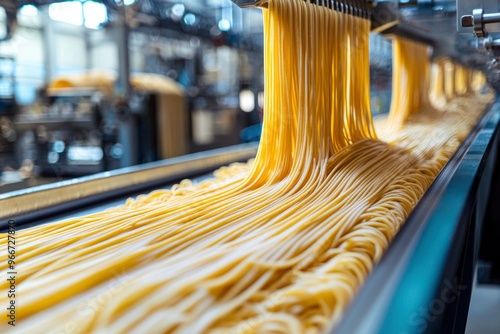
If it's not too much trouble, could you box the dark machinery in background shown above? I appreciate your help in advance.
[106,0,264,154]
[0,56,16,171]
[458,0,500,68]
[12,76,190,178]
[455,0,500,293]
[0,0,264,179]
[14,88,121,177]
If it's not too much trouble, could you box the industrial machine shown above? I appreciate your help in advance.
[0,56,16,170]
[16,72,190,176]
[0,0,262,179]
[0,1,499,334]
[457,0,500,88]
[14,88,121,177]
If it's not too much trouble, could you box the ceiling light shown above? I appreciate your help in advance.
[218,19,231,31]
[184,13,196,26]
[172,4,185,17]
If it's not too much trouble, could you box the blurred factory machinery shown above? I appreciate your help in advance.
[0,0,265,184]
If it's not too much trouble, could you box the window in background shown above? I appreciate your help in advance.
[0,7,7,38]
[49,2,84,26]
[49,1,107,29]
[19,5,38,18]
[83,1,108,29]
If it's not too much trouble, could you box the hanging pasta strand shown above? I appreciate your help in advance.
[429,57,448,109]
[386,37,430,129]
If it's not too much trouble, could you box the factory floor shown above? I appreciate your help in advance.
[465,284,500,333]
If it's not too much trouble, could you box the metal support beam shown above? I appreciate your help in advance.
[114,6,136,167]
[41,7,57,84]
[115,6,131,97]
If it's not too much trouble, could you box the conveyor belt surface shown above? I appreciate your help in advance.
[0,142,258,230]
[336,97,500,334]
[1,97,499,333]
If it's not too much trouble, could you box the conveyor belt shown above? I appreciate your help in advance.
[1,98,499,333]
[336,96,500,334]
[0,142,258,230]
[4,172,219,232]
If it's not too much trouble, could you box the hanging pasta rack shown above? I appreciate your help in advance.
[232,0,372,19]
[232,0,435,46]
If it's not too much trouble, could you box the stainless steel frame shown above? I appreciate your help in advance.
[0,143,258,222]
[335,97,500,334]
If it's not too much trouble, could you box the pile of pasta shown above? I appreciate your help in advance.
[1,1,494,333]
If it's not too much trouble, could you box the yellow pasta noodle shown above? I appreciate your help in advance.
[386,37,430,129]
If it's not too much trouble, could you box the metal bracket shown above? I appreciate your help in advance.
[461,8,500,38]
